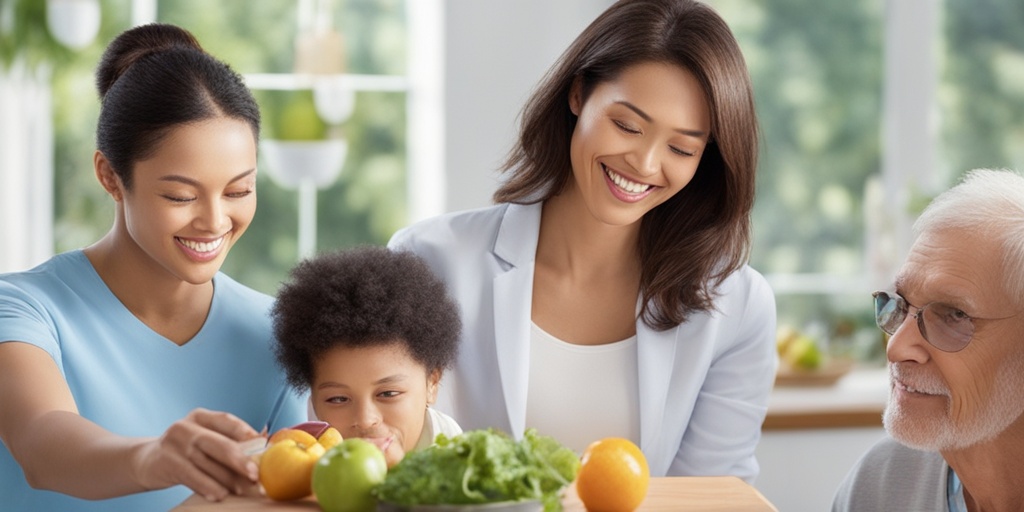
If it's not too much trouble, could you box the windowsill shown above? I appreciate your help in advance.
[763,366,889,430]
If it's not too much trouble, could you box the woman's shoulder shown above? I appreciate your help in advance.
[0,251,89,295]
[392,204,510,239]
[0,252,105,352]
[717,264,773,300]
[389,204,513,250]
[704,264,776,333]
[212,272,274,310]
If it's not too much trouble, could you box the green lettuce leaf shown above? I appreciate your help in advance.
[373,428,579,511]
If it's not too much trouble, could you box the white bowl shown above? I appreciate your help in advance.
[376,500,543,512]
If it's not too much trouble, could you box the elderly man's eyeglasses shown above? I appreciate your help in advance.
[872,291,983,352]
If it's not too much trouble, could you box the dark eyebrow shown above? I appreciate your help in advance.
[315,374,408,391]
[158,168,256,186]
[615,101,707,138]
[373,374,408,385]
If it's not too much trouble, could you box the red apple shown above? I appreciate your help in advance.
[288,420,332,438]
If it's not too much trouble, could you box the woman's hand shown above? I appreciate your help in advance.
[133,408,263,501]
[1,343,267,501]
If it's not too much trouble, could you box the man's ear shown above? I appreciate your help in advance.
[569,77,583,116]
[94,151,124,202]
[426,369,442,405]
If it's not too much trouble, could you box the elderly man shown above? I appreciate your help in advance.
[832,168,1024,512]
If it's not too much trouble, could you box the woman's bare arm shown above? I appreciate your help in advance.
[0,341,261,501]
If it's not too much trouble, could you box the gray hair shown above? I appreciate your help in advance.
[913,168,1024,304]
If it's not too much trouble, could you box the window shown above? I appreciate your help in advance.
[940,0,1024,181]
[714,0,1024,362]
[49,0,433,293]
[712,0,886,359]
[24,1,1024,355]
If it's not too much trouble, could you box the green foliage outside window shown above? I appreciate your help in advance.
[940,0,1024,182]
[44,0,408,294]
[20,0,1024,344]
[714,0,884,278]
[712,0,884,359]
[0,0,74,68]
[713,0,1024,361]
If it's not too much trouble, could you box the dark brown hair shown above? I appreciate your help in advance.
[271,246,462,392]
[495,0,759,330]
[95,23,259,189]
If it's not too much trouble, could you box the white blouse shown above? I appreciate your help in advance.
[524,321,641,454]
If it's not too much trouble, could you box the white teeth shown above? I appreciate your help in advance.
[178,237,224,253]
[901,381,944,396]
[605,167,652,194]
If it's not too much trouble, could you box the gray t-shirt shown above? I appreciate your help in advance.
[832,436,949,512]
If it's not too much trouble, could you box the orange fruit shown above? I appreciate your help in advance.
[575,438,650,512]
[259,436,327,500]
[268,427,319,447]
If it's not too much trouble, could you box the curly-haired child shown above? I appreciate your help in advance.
[271,246,463,467]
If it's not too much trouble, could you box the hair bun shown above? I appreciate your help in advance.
[96,23,204,98]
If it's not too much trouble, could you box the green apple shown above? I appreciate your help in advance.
[312,438,388,512]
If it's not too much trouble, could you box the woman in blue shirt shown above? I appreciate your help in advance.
[0,23,305,511]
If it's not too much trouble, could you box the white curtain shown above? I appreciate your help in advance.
[0,61,55,273]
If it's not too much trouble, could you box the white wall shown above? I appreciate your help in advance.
[442,0,614,212]
[756,428,887,512]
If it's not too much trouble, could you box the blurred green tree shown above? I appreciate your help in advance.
[46,0,408,294]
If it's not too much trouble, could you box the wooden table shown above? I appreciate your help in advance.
[174,476,777,511]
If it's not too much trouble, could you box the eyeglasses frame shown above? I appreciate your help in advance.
[872,290,1018,353]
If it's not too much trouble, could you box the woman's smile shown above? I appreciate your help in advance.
[602,163,657,202]
[175,235,226,262]
[567,61,710,227]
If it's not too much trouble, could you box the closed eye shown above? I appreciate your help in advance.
[669,145,696,157]
[162,195,195,203]
[613,120,641,135]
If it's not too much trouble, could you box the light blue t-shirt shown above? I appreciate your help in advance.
[0,250,306,511]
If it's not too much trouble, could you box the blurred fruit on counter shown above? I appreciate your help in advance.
[776,326,822,371]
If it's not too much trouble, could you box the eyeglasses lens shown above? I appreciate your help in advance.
[919,303,973,351]
[872,291,974,352]
[873,292,903,335]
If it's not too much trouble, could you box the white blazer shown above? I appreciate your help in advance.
[388,203,778,481]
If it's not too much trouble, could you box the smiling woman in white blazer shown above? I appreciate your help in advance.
[389,0,776,482]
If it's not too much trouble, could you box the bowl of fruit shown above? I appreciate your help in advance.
[774,326,853,386]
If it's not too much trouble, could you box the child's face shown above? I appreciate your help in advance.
[310,341,440,467]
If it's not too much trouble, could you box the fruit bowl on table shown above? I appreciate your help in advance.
[376,500,543,512]
[774,358,854,387]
